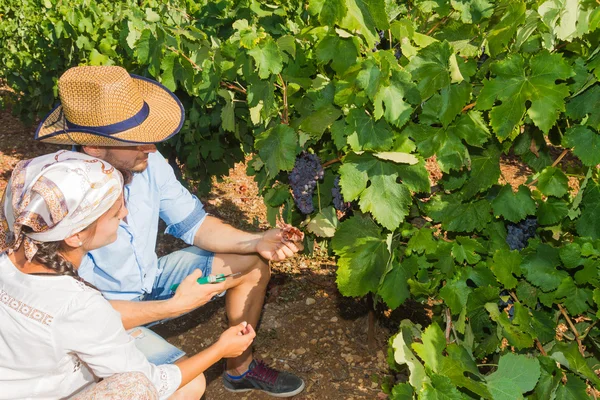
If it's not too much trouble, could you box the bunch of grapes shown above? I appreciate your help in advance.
[505,217,538,250]
[289,153,323,214]
[332,176,350,212]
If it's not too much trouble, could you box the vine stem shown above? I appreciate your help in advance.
[557,303,585,356]
[445,307,452,344]
[323,158,341,168]
[167,46,202,71]
[581,320,599,340]
[509,291,548,356]
[528,149,569,187]
[220,81,247,95]
[278,74,289,124]
[461,102,476,113]
[426,16,448,36]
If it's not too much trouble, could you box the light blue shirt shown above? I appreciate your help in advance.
[78,151,207,300]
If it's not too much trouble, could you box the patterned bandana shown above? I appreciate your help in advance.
[0,150,123,261]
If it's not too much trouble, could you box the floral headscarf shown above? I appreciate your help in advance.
[0,150,123,261]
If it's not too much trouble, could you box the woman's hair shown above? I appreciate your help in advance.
[22,226,97,290]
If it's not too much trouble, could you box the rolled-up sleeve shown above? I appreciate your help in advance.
[153,153,207,244]
[53,292,182,399]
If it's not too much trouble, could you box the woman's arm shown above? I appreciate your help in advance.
[175,322,255,387]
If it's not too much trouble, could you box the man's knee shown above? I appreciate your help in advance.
[244,255,270,286]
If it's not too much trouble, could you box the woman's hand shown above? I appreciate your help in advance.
[216,322,256,358]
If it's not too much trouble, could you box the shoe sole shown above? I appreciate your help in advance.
[224,380,306,398]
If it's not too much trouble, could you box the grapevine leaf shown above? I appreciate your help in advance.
[407,227,436,255]
[521,244,567,291]
[576,179,600,239]
[439,273,471,315]
[451,236,484,265]
[392,323,430,388]
[308,0,348,26]
[460,144,501,199]
[373,70,416,128]
[373,152,419,165]
[439,82,472,128]
[485,303,534,350]
[406,41,454,99]
[408,124,469,172]
[316,34,359,74]
[451,0,494,24]
[563,126,600,167]
[248,38,283,79]
[397,160,431,193]
[594,289,600,318]
[554,374,590,400]
[306,207,338,237]
[299,104,342,139]
[486,1,526,56]
[491,185,537,223]
[477,52,573,139]
[254,124,299,177]
[160,52,178,91]
[438,345,491,398]
[466,286,498,340]
[490,248,523,289]
[434,198,492,233]
[566,84,600,130]
[346,108,394,151]
[555,277,592,315]
[537,197,569,226]
[538,0,595,41]
[412,323,445,372]
[450,111,490,147]
[331,214,390,296]
[486,353,541,400]
[551,341,600,386]
[537,166,569,198]
[378,260,416,309]
[217,89,236,132]
[338,0,389,49]
[359,170,412,231]
[419,373,464,400]
[559,243,583,269]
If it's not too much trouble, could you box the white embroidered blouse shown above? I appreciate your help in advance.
[0,253,181,399]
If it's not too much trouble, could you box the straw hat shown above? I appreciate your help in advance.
[35,66,184,146]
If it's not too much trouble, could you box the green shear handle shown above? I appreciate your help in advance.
[170,272,240,292]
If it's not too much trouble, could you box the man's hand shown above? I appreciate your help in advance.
[255,227,304,261]
[169,269,226,315]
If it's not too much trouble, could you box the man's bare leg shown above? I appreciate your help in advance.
[210,253,270,374]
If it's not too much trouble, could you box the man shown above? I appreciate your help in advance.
[35,65,305,397]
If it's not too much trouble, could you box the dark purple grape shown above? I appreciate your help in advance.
[505,217,537,250]
[394,47,402,60]
[332,176,349,212]
[289,153,323,214]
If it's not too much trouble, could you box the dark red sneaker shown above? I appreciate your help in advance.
[223,360,305,397]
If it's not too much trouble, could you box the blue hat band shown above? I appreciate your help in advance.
[65,101,150,135]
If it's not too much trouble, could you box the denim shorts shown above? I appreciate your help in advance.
[131,247,215,364]
[144,246,215,301]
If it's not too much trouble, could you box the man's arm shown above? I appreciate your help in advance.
[192,215,264,254]
[193,215,303,260]
[109,269,227,330]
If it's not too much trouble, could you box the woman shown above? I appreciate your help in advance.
[0,151,255,399]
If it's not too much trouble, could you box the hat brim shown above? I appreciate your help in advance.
[35,75,184,146]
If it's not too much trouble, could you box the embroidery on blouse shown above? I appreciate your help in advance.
[0,289,54,325]
[158,367,170,396]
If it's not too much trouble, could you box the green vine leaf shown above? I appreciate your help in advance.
[485,353,541,400]
[331,214,390,297]
[492,185,537,223]
[247,37,283,79]
[537,166,569,198]
[477,51,574,140]
[563,126,600,167]
[254,124,299,177]
[407,41,454,99]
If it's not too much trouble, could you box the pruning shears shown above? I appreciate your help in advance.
[170,272,241,292]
